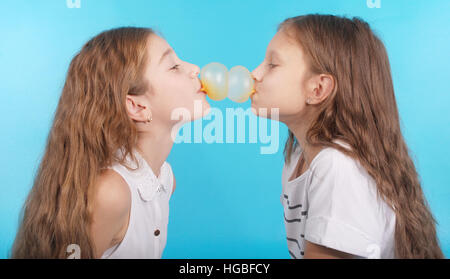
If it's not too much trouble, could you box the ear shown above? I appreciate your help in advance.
[125,94,152,123]
[308,74,335,105]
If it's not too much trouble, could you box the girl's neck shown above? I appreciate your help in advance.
[287,120,323,169]
[135,125,174,178]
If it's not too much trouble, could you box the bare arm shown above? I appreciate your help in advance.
[90,169,131,258]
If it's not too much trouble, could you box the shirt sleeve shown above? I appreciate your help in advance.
[303,149,385,258]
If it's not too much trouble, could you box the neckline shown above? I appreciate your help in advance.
[132,148,164,181]
[286,139,351,184]
[286,145,327,184]
[129,148,168,200]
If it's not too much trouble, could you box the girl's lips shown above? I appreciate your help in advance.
[197,82,207,94]
[250,89,260,100]
[197,85,207,94]
[197,88,207,95]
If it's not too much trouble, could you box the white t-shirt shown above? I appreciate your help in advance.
[281,140,396,259]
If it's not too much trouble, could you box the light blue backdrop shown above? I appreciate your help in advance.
[1,0,449,259]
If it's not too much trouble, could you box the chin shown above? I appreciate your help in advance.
[250,103,259,116]
[250,94,267,110]
[250,101,266,114]
[203,101,211,115]
[195,105,211,120]
[251,103,280,120]
[189,97,210,121]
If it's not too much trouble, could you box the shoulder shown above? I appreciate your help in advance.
[304,146,392,257]
[307,146,379,207]
[93,169,131,220]
[309,146,369,185]
[90,169,132,257]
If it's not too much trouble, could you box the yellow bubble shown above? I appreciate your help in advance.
[200,62,255,103]
[228,66,255,103]
[200,62,228,101]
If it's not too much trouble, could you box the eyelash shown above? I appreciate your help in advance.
[170,64,180,71]
[268,63,278,69]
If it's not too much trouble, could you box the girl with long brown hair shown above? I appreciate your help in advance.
[251,14,443,258]
[11,27,210,258]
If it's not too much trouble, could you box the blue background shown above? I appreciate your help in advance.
[1,0,449,259]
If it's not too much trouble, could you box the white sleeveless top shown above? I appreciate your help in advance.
[101,148,174,259]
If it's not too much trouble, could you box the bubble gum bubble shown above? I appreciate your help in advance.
[200,62,228,101]
[200,62,255,103]
[228,66,255,103]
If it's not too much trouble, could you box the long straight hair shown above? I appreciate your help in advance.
[11,27,154,258]
[281,14,443,258]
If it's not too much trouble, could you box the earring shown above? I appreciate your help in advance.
[306,98,312,104]
[147,113,152,123]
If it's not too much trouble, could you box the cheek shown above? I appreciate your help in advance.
[148,77,182,119]
[166,77,209,118]
[153,73,189,101]
[252,70,305,115]
[151,76,209,122]
[278,76,306,115]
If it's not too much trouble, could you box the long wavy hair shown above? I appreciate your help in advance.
[10,27,154,258]
[281,15,443,258]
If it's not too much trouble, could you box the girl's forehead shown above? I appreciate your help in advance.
[268,31,302,58]
[273,29,296,46]
[147,35,173,69]
[149,34,169,53]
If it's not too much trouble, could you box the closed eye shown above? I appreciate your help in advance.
[170,64,180,71]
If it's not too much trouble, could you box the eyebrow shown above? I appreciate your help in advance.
[158,48,173,65]
[267,50,281,60]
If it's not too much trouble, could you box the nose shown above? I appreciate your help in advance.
[251,66,261,82]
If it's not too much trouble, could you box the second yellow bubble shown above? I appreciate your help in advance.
[200,62,255,103]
